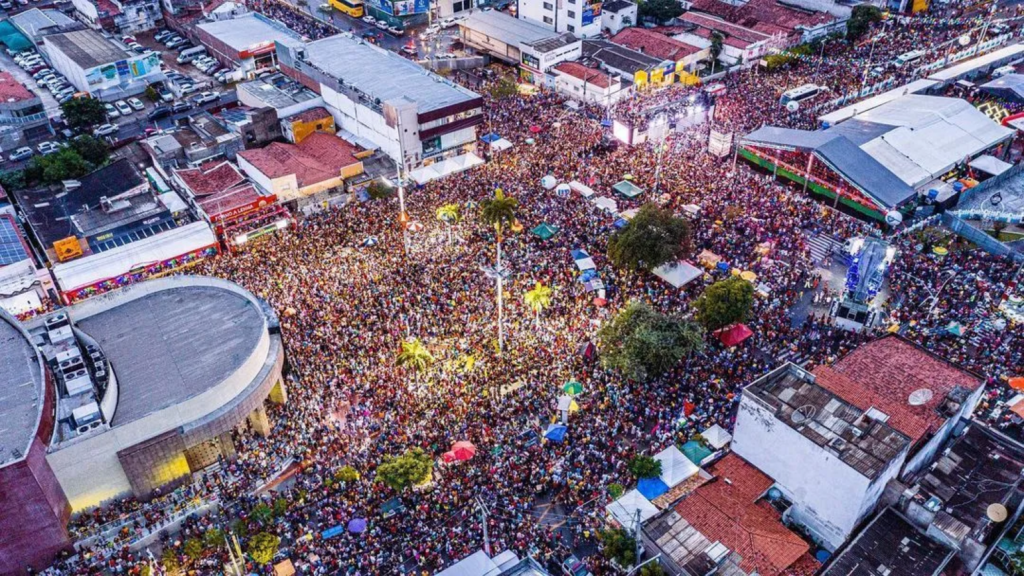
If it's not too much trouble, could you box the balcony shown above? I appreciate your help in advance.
[0,111,49,126]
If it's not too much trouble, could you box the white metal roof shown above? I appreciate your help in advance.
[606,489,658,528]
[928,43,1024,82]
[197,12,304,53]
[818,79,938,126]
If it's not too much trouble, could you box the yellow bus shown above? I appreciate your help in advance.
[329,0,364,17]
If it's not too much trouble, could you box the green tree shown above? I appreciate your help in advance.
[608,483,625,499]
[246,532,281,565]
[694,276,755,332]
[637,0,682,24]
[334,465,360,483]
[0,170,26,192]
[600,527,637,567]
[489,78,518,100]
[32,149,89,183]
[202,527,225,549]
[640,561,668,576]
[140,565,153,576]
[273,497,290,517]
[232,518,249,539]
[161,548,181,573]
[608,203,690,271]
[251,502,273,524]
[145,85,160,102]
[183,538,204,561]
[376,447,433,491]
[436,203,461,245]
[523,281,553,326]
[366,179,394,200]
[598,301,703,381]
[709,32,724,63]
[846,4,881,41]
[396,337,435,382]
[628,454,662,479]
[70,135,110,166]
[61,97,107,129]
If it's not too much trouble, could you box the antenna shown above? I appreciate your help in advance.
[908,389,934,406]
[791,404,816,424]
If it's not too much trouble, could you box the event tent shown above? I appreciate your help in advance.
[594,197,618,213]
[654,445,699,487]
[408,153,485,184]
[490,138,513,152]
[682,439,713,465]
[572,249,596,271]
[701,424,732,450]
[531,223,559,240]
[637,477,670,500]
[570,181,596,198]
[715,323,753,347]
[653,260,703,289]
[606,489,658,529]
[613,180,643,198]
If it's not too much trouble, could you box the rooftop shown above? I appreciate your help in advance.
[196,12,304,53]
[9,8,79,40]
[679,12,774,47]
[553,62,613,89]
[0,213,32,267]
[0,309,45,467]
[238,131,361,188]
[610,27,699,62]
[603,0,634,12]
[0,72,37,103]
[300,33,481,114]
[461,10,558,47]
[581,39,663,75]
[174,161,246,197]
[671,453,811,576]
[237,73,320,110]
[287,106,332,124]
[689,0,835,34]
[75,284,265,427]
[822,508,954,576]
[44,29,129,69]
[198,184,272,219]
[820,335,984,444]
[522,32,579,54]
[745,362,910,479]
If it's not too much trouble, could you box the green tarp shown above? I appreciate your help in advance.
[531,223,559,240]
[681,440,713,465]
[613,180,643,198]
[0,21,32,53]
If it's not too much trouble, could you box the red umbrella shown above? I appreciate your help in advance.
[451,441,476,461]
[529,125,542,133]
[593,297,608,307]
[442,451,457,463]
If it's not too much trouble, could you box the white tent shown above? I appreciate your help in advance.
[606,489,658,529]
[573,250,597,271]
[570,181,596,198]
[0,289,41,316]
[655,445,699,488]
[594,196,618,213]
[490,138,514,152]
[969,154,1013,177]
[408,153,485,184]
[701,424,733,450]
[682,204,701,216]
[653,260,703,289]
[435,550,517,576]
[620,208,639,220]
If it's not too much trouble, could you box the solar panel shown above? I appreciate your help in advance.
[0,215,30,266]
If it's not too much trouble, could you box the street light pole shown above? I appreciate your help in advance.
[480,238,511,355]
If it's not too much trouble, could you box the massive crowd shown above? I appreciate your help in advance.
[42,3,1024,576]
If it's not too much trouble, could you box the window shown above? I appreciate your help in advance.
[567,10,574,17]
[567,24,575,31]
[542,2,552,9]
[543,15,553,23]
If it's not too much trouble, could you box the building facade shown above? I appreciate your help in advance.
[43,29,164,101]
[517,0,603,37]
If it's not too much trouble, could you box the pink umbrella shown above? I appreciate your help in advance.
[451,441,476,461]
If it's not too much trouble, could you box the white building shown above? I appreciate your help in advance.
[277,34,484,179]
[42,29,164,101]
[460,10,580,85]
[517,0,602,37]
[675,12,783,65]
[731,337,984,551]
[552,61,628,106]
[600,0,635,36]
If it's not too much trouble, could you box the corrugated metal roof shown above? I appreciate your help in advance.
[816,136,917,209]
[462,10,556,47]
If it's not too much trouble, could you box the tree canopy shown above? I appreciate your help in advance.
[638,0,682,24]
[31,148,89,183]
[608,203,690,271]
[61,97,107,129]
[627,454,662,479]
[480,188,517,235]
[489,78,518,100]
[70,135,110,166]
[694,276,755,332]
[376,447,433,491]
[396,338,435,374]
[246,532,280,565]
[598,301,703,381]
[846,5,882,41]
[600,527,638,567]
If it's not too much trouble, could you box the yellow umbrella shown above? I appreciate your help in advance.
[933,246,949,256]
[730,268,741,276]
[740,270,757,282]
[887,323,901,333]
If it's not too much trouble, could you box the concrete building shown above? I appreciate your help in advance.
[459,11,581,86]
[688,0,844,44]
[140,111,244,173]
[580,38,664,86]
[551,61,628,106]
[217,105,284,150]
[236,72,324,120]
[731,336,985,550]
[675,12,784,65]
[516,0,602,37]
[600,0,635,36]
[195,12,305,80]
[9,8,83,48]
[0,70,52,149]
[609,27,703,86]
[69,0,162,34]
[15,275,287,511]
[0,309,72,575]
[42,29,164,101]
[277,33,485,178]
[822,508,955,576]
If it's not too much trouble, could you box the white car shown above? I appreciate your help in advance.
[388,25,403,35]
[37,141,61,155]
[375,20,388,29]
[192,91,221,105]
[93,123,119,136]
[8,147,33,162]
[440,17,457,28]
[114,100,132,116]
[179,83,198,95]
[104,103,120,118]
[127,97,145,111]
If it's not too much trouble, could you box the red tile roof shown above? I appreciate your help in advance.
[174,161,246,197]
[553,62,613,89]
[689,0,834,34]
[680,12,773,48]
[198,184,274,219]
[675,453,810,576]
[238,132,361,188]
[813,336,983,444]
[0,72,37,103]
[287,106,333,124]
[610,28,700,62]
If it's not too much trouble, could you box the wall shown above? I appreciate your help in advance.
[553,71,629,105]
[902,385,985,480]
[601,4,635,35]
[733,393,879,550]
[320,84,403,164]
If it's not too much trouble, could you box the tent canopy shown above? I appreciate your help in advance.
[594,196,618,213]
[408,153,484,184]
[531,223,559,240]
[697,250,722,266]
[701,424,733,450]
[606,489,658,529]
[682,439,713,465]
[613,180,644,198]
[969,154,1013,177]
[655,445,699,487]
[480,133,501,143]
[490,138,514,152]
[653,260,702,289]
[570,181,596,198]
[715,323,753,347]
[637,477,670,500]
[572,249,596,271]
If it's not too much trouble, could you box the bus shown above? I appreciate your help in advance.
[329,0,364,17]
[780,84,824,105]
[892,50,926,68]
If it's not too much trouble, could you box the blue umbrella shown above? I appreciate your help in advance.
[544,424,568,443]
[348,518,367,533]
[614,218,628,229]
[362,236,379,247]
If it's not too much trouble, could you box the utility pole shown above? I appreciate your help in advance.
[633,507,642,568]
[476,496,491,556]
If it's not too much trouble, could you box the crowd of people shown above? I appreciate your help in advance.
[42,3,1024,576]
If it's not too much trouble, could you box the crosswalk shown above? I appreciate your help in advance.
[806,233,845,265]
[776,346,811,367]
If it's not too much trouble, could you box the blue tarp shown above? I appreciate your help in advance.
[580,269,599,282]
[637,477,670,500]
[481,133,501,143]
[614,218,628,228]
[322,525,346,539]
[544,424,568,443]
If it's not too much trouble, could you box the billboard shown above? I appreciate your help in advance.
[367,0,429,15]
[581,1,601,25]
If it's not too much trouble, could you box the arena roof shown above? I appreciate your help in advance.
[197,12,304,53]
[980,73,1024,103]
[301,34,481,114]
[75,284,266,427]
[818,78,938,126]
[44,29,129,69]
[0,309,45,467]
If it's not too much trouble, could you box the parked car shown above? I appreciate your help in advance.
[198,60,220,73]
[363,15,376,24]
[399,46,418,57]
[127,97,145,111]
[0,1,14,10]
[388,25,403,35]
[120,35,136,44]
[32,68,52,79]
[179,83,198,95]
[166,37,186,49]
[156,86,174,102]
[57,93,75,104]
[154,30,174,42]
[8,147,33,162]
[103,103,120,118]
[191,91,220,105]
[375,20,388,29]
[37,141,61,155]
[36,74,56,87]
[171,101,192,114]
[93,123,119,136]
[560,555,593,576]
[114,100,132,116]
[147,106,171,121]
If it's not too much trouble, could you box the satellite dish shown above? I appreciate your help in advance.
[786,101,800,112]
[885,210,903,226]
[791,404,816,424]
[909,389,934,406]
[988,503,1008,522]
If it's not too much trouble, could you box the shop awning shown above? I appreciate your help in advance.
[408,153,485,184]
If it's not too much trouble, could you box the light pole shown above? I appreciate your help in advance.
[650,114,669,194]
[480,248,511,354]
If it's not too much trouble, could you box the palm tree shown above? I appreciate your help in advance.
[479,188,517,353]
[396,338,435,384]
[436,203,461,245]
[524,282,553,326]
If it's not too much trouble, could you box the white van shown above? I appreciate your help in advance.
[993,65,1016,78]
[177,45,206,64]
